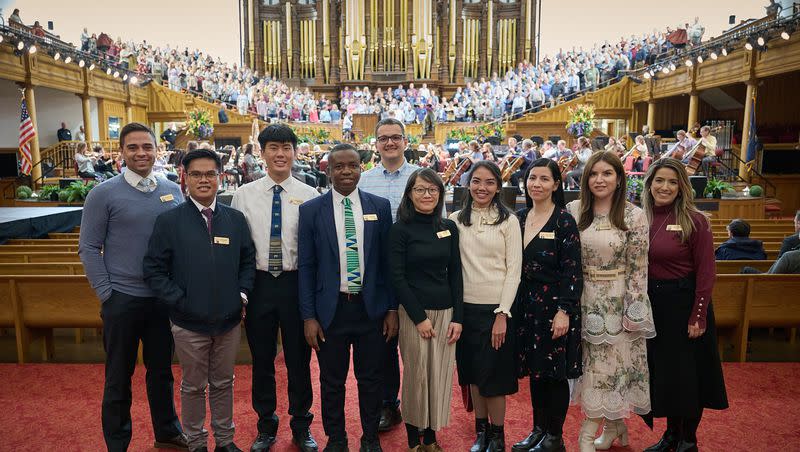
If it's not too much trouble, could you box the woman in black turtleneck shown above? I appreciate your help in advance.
[389,168,463,452]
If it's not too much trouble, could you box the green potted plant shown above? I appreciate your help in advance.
[703,178,733,199]
[60,180,97,203]
[38,185,61,202]
[16,185,33,200]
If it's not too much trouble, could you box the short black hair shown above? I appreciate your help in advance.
[329,143,358,158]
[258,123,297,150]
[182,149,222,172]
[397,168,445,229]
[120,122,156,148]
[728,219,751,238]
[374,117,406,136]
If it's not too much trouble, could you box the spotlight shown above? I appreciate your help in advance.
[722,47,728,56]
[649,68,656,77]
[54,52,61,61]
[685,58,693,67]
[17,41,24,51]
[64,56,72,64]
[28,45,37,54]
[0,35,3,44]
[89,63,95,71]
[643,72,651,80]
[697,55,704,63]
[745,40,754,51]
[130,76,138,84]
[106,68,112,75]
[757,36,765,46]
[669,62,676,71]
[661,66,670,74]
[113,71,120,78]
[123,74,128,81]
[710,51,718,60]
[78,59,85,68]
[781,25,795,40]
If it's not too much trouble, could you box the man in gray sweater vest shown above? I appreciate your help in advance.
[79,122,188,452]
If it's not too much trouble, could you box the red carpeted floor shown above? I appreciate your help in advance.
[1,358,798,451]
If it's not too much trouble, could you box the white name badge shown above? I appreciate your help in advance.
[437,230,451,239]
[539,232,556,240]
[160,194,174,202]
[289,198,304,205]
[214,236,230,245]
[364,214,378,221]
[666,224,683,232]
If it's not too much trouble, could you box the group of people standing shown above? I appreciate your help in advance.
[79,118,728,452]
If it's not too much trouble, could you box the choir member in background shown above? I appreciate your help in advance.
[640,158,728,452]
[566,151,655,452]
[389,168,463,451]
[512,158,583,452]
[450,162,522,452]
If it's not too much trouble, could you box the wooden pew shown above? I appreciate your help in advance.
[0,275,101,363]
[49,233,80,240]
[713,274,800,362]
[6,239,79,246]
[0,253,81,263]
[715,260,774,274]
[0,263,85,275]
[0,245,79,253]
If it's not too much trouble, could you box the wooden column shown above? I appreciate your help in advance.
[687,91,699,131]
[646,100,656,135]
[24,85,42,184]
[80,95,94,142]
[125,104,133,125]
[739,81,756,179]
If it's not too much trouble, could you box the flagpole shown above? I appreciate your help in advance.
[739,80,756,180]
[22,85,43,185]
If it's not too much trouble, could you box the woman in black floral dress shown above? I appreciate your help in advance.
[512,158,583,452]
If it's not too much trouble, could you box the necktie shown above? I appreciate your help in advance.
[268,185,283,277]
[201,208,213,237]
[137,177,155,193]
[343,197,361,293]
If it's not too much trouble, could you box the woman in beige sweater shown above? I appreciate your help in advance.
[449,161,522,452]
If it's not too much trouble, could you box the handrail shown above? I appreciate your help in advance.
[30,140,118,186]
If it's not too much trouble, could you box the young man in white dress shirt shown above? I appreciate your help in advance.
[231,124,320,452]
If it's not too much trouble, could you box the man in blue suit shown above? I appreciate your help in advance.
[298,144,397,452]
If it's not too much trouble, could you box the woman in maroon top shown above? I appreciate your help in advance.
[640,158,728,452]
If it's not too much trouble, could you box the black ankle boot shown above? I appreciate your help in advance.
[675,440,698,452]
[470,418,489,452]
[487,424,505,452]
[530,433,565,452]
[512,425,545,452]
[643,429,680,452]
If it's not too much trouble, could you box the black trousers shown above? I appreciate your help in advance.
[317,295,384,442]
[101,290,182,452]
[245,270,313,435]
[382,334,400,408]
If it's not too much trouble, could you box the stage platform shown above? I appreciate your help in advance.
[0,207,83,243]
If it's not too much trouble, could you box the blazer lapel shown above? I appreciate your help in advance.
[319,192,339,260]
[359,190,374,266]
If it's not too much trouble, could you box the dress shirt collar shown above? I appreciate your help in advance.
[379,159,412,176]
[189,196,216,213]
[261,172,295,192]
[124,169,157,189]
[332,188,361,207]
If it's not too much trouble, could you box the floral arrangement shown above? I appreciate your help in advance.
[186,109,214,139]
[626,176,644,203]
[447,128,475,142]
[477,122,505,138]
[566,104,595,138]
[293,126,332,144]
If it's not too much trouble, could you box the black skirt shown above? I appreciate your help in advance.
[647,277,729,418]
[456,303,518,397]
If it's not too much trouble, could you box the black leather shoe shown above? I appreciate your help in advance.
[486,424,505,452]
[643,430,680,452]
[155,433,190,450]
[471,418,489,452]
[530,433,565,452]
[250,433,277,451]
[293,429,320,452]
[191,448,209,452]
[674,440,698,452]
[323,438,349,452]
[512,427,545,452]
[359,437,383,452]
[378,406,402,432]
[215,443,243,452]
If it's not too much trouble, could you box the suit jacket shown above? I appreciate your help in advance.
[779,234,800,258]
[143,201,256,335]
[298,189,395,330]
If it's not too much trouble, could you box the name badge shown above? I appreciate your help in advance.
[539,231,556,240]
[160,194,174,203]
[214,236,230,245]
[289,198,304,205]
[364,214,378,221]
[596,221,612,231]
[666,224,683,232]
[436,230,451,239]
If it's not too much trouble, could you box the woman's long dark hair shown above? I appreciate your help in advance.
[523,158,566,208]
[396,168,445,230]
[457,161,511,226]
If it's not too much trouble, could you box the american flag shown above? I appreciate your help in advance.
[19,98,36,176]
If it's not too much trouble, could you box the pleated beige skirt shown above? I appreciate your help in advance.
[398,306,456,431]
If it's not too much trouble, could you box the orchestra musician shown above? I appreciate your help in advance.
[662,130,696,161]
[622,136,650,172]
[697,126,719,176]
[604,137,625,158]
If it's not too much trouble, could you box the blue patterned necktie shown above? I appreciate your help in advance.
[343,197,361,293]
[268,185,283,277]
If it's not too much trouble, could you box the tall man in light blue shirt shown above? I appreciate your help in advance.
[357,118,418,431]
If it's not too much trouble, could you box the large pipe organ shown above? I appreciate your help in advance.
[242,0,538,96]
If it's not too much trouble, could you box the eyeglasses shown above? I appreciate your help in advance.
[376,135,405,144]
[187,171,219,180]
[412,187,440,196]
